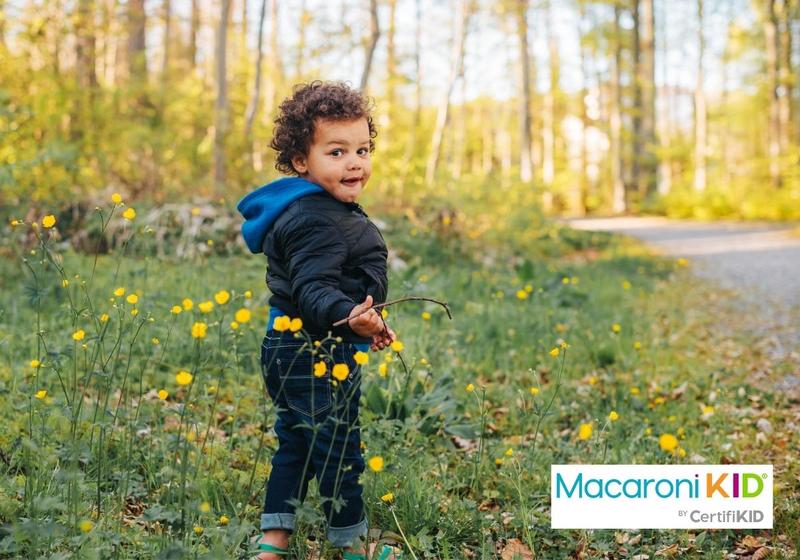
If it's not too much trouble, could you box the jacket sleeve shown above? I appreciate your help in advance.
[277,214,359,337]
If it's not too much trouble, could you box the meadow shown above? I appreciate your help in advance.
[0,188,796,559]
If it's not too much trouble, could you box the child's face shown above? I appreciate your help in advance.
[291,117,372,204]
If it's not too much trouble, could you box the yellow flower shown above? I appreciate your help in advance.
[630,387,640,395]
[61,279,69,288]
[465,383,475,393]
[516,290,528,300]
[505,448,514,457]
[588,376,598,386]
[130,308,139,316]
[380,492,394,504]
[182,298,194,311]
[273,315,291,332]
[151,337,160,345]
[622,280,632,290]
[176,370,193,386]
[171,305,182,314]
[314,362,327,378]
[529,387,539,396]
[367,456,384,472]
[354,351,369,365]
[114,287,125,297]
[230,321,239,330]
[633,341,642,350]
[659,433,679,452]
[126,294,139,305]
[676,257,689,267]
[495,458,504,466]
[378,363,388,377]
[157,389,168,400]
[549,347,560,358]
[390,340,404,352]
[555,323,568,333]
[100,313,109,323]
[381,308,389,319]
[677,447,686,458]
[78,519,93,533]
[611,323,621,333]
[560,341,569,349]
[702,405,714,415]
[111,193,123,204]
[571,276,579,284]
[10,219,20,227]
[191,322,207,339]
[122,207,136,220]
[193,525,203,536]
[42,215,56,228]
[214,290,230,305]
[332,363,350,381]
[645,427,653,435]
[30,359,41,368]
[244,290,252,299]
[235,308,251,323]
[219,515,229,525]
[198,301,214,313]
[289,318,303,332]
[35,389,47,399]
[578,422,593,441]
[524,284,533,293]
[384,354,393,363]
[72,329,86,341]
[198,501,211,513]
[421,311,431,320]
[191,207,201,216]
[609,410,620,422]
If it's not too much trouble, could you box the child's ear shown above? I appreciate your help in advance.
[291,154,308,175]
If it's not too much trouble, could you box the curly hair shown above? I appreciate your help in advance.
[270,80,378,176]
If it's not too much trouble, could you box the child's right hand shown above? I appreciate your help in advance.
[347,295,384,337]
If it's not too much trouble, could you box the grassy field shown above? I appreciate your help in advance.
[0,196,796,559]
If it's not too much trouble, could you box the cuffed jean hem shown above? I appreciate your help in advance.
[327,516,369,548]
[260,512,296,531]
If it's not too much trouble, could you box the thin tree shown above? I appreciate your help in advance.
[189,0,199,69]
[245,0,268,143]
[694,0,707,192]
[214,0,232,194]
[161,0,171,75]
[611,2,626,213]
[639,0,656,197]
[762,0,782,186]
[127,0,147,82]
[514,0,534,183]
[541,0,558,210]
[360,0,380,91]
[426,0,473,185]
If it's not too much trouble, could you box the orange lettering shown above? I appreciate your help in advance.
[706,473,729,498]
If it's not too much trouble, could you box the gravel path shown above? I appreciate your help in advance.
[566,217,800,372]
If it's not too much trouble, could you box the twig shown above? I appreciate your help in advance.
[332,296,451,327]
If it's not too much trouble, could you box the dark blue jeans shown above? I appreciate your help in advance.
[259,331,367,547]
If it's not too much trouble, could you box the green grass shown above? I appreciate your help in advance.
[0,203,796,559]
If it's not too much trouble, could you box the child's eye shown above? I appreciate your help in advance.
[357,148,369,155]
[330,149,342,156]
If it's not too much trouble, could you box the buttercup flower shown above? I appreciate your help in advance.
[35,390,47,399]
[114,287,125,297]
[659,433,679,452]
[230,321,239,330]
[390,340,404,352]
[578,422,593,441]
[193,525,203,536]
[111,193,123,204]
[72,329,86,341]
[171,305,182,314]
[289,318,303,332]
[273,315,291,332]
[381,308,388,319]
[244,290,252,299]
[158,389,169,400]
[176,370,193,386]
[378,363,388,377]
[182,298,194,311]
[549,347,560,358]
[611,323,621,333]
[354,351,369,365]
[30,359,41,368]
[609,410,620,421]
[505,448,514,457]
[633,341,642,350]
[380,492,394,503]
[314,362,327,377]
[516,290,528,300]
[235,308,251,323]
[198,301,214,313]
[100,314,109,322]
[198,502,211,513]
[61,279,69,288]
[421,311,431,320]
[42,215,56,228]
[332,363,349,381]
[126,294,138,305]
[622,280,632,290]
[529,387,539,396]
[367,456,384,472]
[122,207,136,220]
[219,515,229,525]
[78,520,93,533]
[191,322,208,339]
[465,383,475,393]
[214,290,230,305]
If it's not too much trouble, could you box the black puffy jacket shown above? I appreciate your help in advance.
[262,192,388,343]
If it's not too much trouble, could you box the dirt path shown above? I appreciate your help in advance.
[566,217,799,385]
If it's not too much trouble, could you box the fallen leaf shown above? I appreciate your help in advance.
[500,538,534,560]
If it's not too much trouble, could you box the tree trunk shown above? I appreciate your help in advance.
[245,0,267,144]
[161,0,171,76]
[127,0,147,82]
[399,0,422,190]
[778,0,793,153]
[214,0,232,195]
[385,0,398,129]
[515,0,533,183]
[296,0,308,78]
[764,0,782,186]
[425,0,472,185]
[611,4,626,213]
[266,0,282,113]
[639,0,656,198]
[694,0,707,192]
[541,0,558,209]
[73,0,97,143]
[189,0,199,69]
[657,0,672,195]
[450,64,467,179]
[360,0,380,92]
[0,0,6,48]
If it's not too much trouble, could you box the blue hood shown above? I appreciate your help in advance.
[237,177,325,253]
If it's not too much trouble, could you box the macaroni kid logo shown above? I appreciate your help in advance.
[551,465,773,529]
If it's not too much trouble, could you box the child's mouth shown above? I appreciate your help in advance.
[341,178,361,187]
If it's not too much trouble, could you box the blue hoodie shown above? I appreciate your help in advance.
[237,177,369,351]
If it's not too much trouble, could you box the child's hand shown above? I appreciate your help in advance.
[347,295,384,338]
[370,325,397,352]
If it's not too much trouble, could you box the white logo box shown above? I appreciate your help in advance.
[551,464,773,529]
